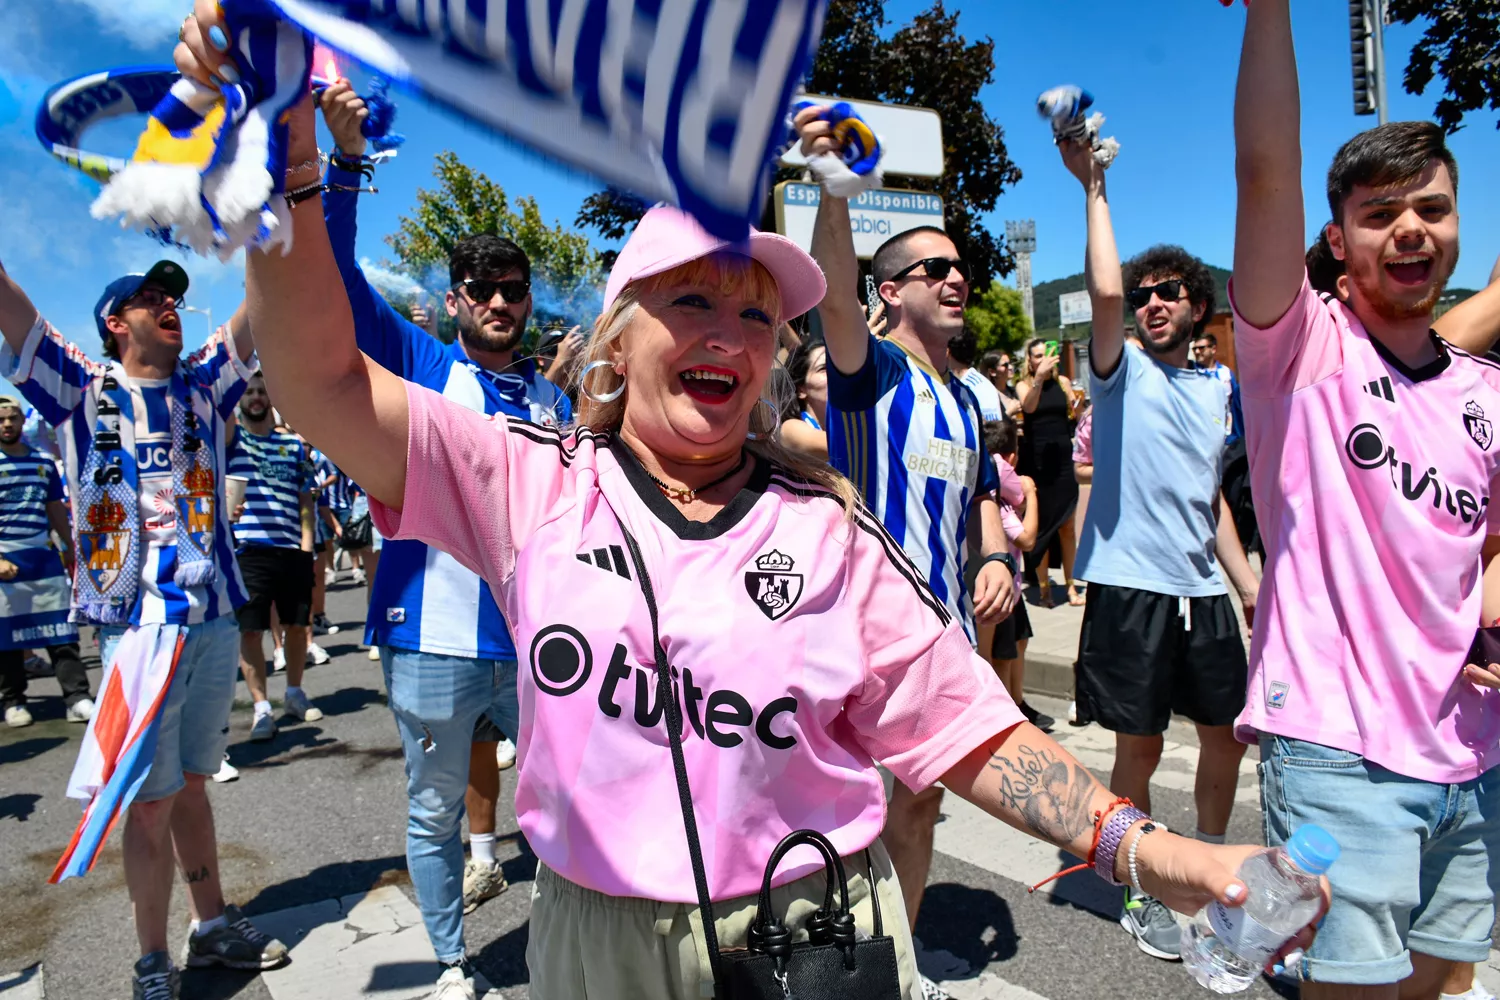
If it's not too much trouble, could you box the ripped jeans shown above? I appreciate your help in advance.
[380,647,520,963]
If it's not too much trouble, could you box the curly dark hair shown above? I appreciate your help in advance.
[448,234,531,286]
[1121,245,1216,336]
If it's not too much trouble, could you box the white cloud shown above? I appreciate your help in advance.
[65,0,186,49]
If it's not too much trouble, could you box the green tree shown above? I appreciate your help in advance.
[576,0,1022,288]
[964,283,1032,357]
[1389,0,1499,132]
[389,152,607,340]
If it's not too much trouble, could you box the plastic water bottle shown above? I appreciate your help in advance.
[1181,825,1339,993]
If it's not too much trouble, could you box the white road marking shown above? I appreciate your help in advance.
[253,886,499,1000]
[0,964,44,999]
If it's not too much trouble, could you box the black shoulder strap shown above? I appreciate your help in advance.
[614,514,724,988]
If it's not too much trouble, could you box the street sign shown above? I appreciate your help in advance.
[780,94,945,178]
[1059,290,1093,327]
[774,182,945,259]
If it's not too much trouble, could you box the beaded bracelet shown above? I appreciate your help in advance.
[1125,821,1160,891]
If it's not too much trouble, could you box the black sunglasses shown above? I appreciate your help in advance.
[1126,279,1186,310]
[120,287,183,311]
[891,257,972,285]
[453,277,531,305]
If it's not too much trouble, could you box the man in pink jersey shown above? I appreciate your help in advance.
[1233,3,1500,996]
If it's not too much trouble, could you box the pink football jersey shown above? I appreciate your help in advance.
[374,383,1023,902]
[1233,278,1500,783]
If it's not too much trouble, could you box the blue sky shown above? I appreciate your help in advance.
[0,0,1495,398]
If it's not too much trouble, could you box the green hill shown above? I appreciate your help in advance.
[1031,264,1233,334]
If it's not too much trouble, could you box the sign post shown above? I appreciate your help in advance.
[1058,290,1093,329]
[775,183,945,259]
[1006,220,1037,331]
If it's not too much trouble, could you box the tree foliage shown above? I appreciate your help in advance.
[388,152,607,337]
[1389,0,1499,132]
[964,283,1032,357]
[574,0,1021,288]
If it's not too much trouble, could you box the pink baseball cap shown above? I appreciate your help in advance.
[602,205,827,320]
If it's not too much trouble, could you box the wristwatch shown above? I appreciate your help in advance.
[983,551,1018,578]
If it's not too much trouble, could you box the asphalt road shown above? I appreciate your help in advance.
[0,579,1484,1000]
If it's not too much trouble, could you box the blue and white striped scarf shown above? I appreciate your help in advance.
[91,0,311,259]
[96,0,829,246]
[74,368,218,624]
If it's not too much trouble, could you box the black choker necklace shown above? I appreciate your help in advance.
[642,451,748,503]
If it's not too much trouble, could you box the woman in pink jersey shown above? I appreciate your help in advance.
[171,21,1325,995]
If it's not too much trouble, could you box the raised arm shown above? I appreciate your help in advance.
[0,259,40,355]
[1057,139,1126,375]
[796,106,868,377]
[1233,0,1306,329]
[179,4,407,509]
[1435,252,1500,355]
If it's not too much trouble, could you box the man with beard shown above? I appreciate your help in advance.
[0,395,93,726]
[226,373,321,741]
[797,108,1018,1000]
[0,261,286,996]
[320,83,570,1000]
[1231,3,1500,995]
[1053,138,1261,961]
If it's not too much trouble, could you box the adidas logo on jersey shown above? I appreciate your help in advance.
[577,545,631,580]
[1361,376,1394,402]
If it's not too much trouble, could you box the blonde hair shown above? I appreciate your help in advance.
[575,253,859,515]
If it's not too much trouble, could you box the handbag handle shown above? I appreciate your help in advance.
[613,515,726,988]
[747,829,858,969]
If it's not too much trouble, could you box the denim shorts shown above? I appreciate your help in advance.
[99,615,240,803]
[1259,734,1500,985]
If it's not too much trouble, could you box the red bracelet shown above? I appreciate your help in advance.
[1028,796,1138,893]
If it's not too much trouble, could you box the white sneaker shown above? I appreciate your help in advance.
[272,647,286,672]
[1443,980,1499,1000]
[283,689,323,723]
[67,697,96,723]
[4,704,32,728]
[495,736,517,771]
[306,642,331,665]
[351,568,367,585]
[213,755,239,783]
[427,964,475,1000]
[368,646,381,661]
[324,569,338,587]
[1067,700,1078,724]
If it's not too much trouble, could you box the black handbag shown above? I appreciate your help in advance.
[615,519,904,1000]
[338,512,372,551]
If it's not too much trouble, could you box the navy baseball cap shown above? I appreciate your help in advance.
[94,260,190,341]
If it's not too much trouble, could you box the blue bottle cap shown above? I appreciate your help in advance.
[1287,824,1340,875]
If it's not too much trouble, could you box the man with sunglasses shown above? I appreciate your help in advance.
[797,107,1018,1000]
[0,259,288,996]
[1053,138,1260,963]
[319,85,570,999]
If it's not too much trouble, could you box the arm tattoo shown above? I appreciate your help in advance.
[986,744,1098,846]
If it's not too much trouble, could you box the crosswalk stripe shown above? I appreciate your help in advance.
[252,886,499,1000]
[1048,722,1261,807]
[0,964,44,1000]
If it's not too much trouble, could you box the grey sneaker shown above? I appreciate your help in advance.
[133,951,179,1000]
[1120,888,1182,961]
[250,711,278,742]
[284,688,323,722]
[462,858,509,914]
[182,904,289,969]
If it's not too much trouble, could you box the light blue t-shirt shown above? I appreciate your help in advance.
[1073,344,1232,597]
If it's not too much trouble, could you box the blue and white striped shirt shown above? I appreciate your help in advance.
[827,336,998,639]
[0,445,62,551]
[326,171,573,659]
[228,428,315,550]
[1,316,250,626]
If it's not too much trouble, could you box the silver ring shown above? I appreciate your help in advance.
[580,360,625,404]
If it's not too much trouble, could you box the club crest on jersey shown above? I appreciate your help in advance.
[1464,401,1492,451]
[745,549,803,621]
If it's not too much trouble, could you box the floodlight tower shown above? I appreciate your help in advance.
[1006,219,1037,330]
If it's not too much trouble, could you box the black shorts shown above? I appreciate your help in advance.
[1075,583,1247,735]
[473,712,508,743]
[235,546,315,632]
[313,539,327,555]
[991,597,1033,660]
